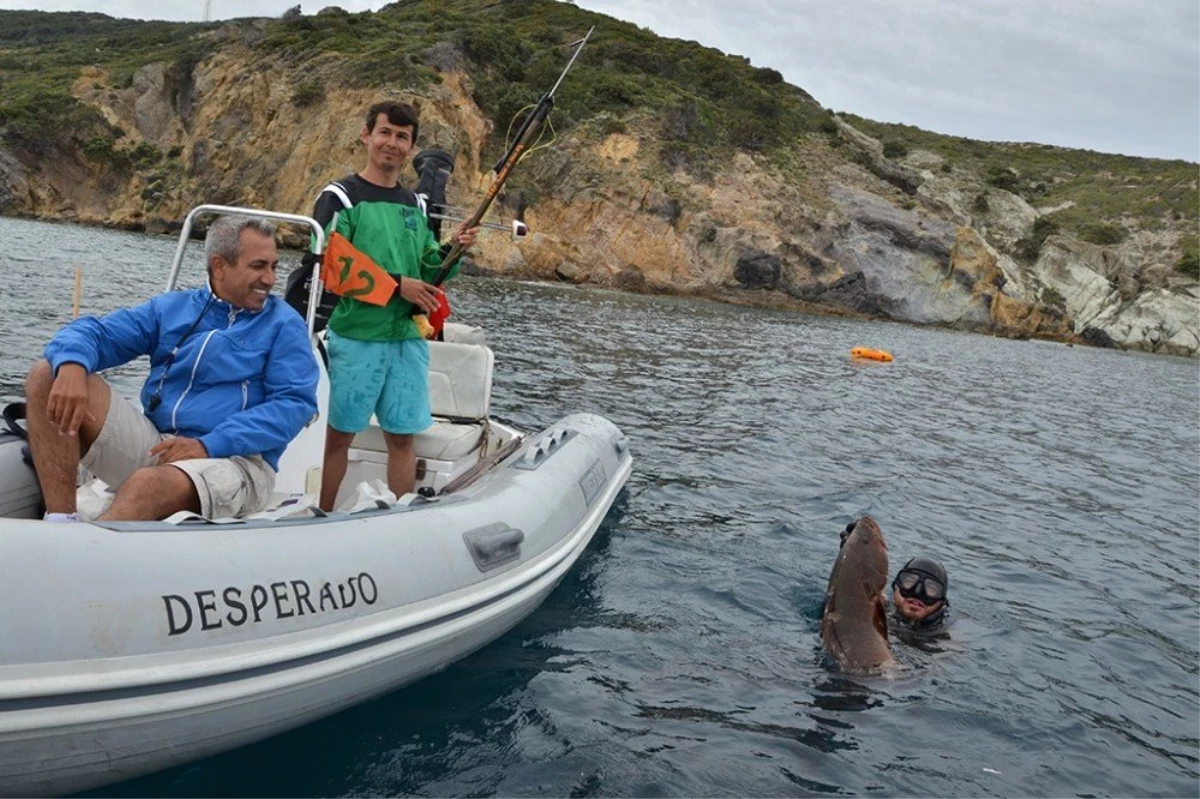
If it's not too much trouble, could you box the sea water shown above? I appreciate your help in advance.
[1,216,1196,798]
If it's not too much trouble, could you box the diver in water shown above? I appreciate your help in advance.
[837,522,950,633]
[889,555,949,632]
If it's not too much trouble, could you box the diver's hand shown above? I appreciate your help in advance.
[149,436,208,464]
[397,276,443,315]
[46,362,95,437]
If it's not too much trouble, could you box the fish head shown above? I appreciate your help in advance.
[839,515,889,592]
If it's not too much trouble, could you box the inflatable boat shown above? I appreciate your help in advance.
[0,206,632,797]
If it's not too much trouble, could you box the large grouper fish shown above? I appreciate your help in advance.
[820,515,895,673]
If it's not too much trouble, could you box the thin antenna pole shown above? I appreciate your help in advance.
[203,0,212,22]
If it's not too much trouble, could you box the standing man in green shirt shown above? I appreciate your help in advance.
[313,101,478,511]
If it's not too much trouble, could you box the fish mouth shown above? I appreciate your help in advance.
[849,516,887,554]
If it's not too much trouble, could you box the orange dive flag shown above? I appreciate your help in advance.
[320,232,397,307]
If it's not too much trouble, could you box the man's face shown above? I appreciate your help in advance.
[361,113,415,173]
[212,228,277,311]
[892,585,944,622]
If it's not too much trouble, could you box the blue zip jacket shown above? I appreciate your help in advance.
[44,287,319,471]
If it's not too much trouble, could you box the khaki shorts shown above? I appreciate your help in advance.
[82,395,276,519]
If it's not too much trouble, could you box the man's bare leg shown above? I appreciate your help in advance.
[321,427,356,511]
[100,465,201,521]
[24,360,111,514]
[382,431,417,498]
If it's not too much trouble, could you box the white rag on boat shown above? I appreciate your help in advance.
[342,479,397,513]
[75,478,116,521]
[74,476,412,525]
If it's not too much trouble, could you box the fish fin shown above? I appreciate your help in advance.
[820,617,845,661]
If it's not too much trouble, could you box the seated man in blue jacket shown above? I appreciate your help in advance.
[24,215,320,522]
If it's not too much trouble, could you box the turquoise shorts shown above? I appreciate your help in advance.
[326,330,432,435]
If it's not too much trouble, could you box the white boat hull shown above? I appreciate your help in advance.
[0,431,39,519]
[0,411,631,796]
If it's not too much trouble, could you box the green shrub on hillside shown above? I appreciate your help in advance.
[1033,216,1060,241]
[754,67,784,85]
[130,142,160,167]
[1177,251,1200,280]
[1041,285,1067,309]
[597,115,627,136]
[80,136,160,171]
[1015,215,1061,262]
[462,25,531,81]
[291,81,325,108]
[661,141,715,181]
[1078,222,1128,246]
[986,166,1020,192]
[0,89,112,152]
[82,135,125,167]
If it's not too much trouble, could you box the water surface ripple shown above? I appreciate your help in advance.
[1,217,1196,798]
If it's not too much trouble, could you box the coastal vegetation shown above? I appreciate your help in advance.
[0,11,212,152]
[844,114,1199,272]
[2,0,1200,277]
[251,0,834,188]
[0,0,835,198]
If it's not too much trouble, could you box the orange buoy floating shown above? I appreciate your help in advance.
[851,347,894,362]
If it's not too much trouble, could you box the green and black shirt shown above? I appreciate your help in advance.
[313,173,459,341]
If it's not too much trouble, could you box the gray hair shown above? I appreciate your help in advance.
[204,215,277,271]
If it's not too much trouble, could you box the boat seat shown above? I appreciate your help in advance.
[352,339,494,460]
[271,333,494,512]
[352,419,486,461]
[441,322,486,346]
[424,338,494,421]
[270,338,330,498]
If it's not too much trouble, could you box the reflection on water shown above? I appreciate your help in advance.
[2,217,1196,798]
[810,676,887,715]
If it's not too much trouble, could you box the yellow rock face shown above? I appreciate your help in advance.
[39,51,830,298]
[950,227,1075,341]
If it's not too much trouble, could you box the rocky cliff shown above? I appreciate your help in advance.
[1,15,1196,357]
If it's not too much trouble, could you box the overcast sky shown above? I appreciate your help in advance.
[3,0,1196,161]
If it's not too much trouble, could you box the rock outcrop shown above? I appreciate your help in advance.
[0,35,1195,356]
[1037,237,1199,356]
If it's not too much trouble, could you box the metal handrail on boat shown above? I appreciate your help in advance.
[165,204,327,335]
